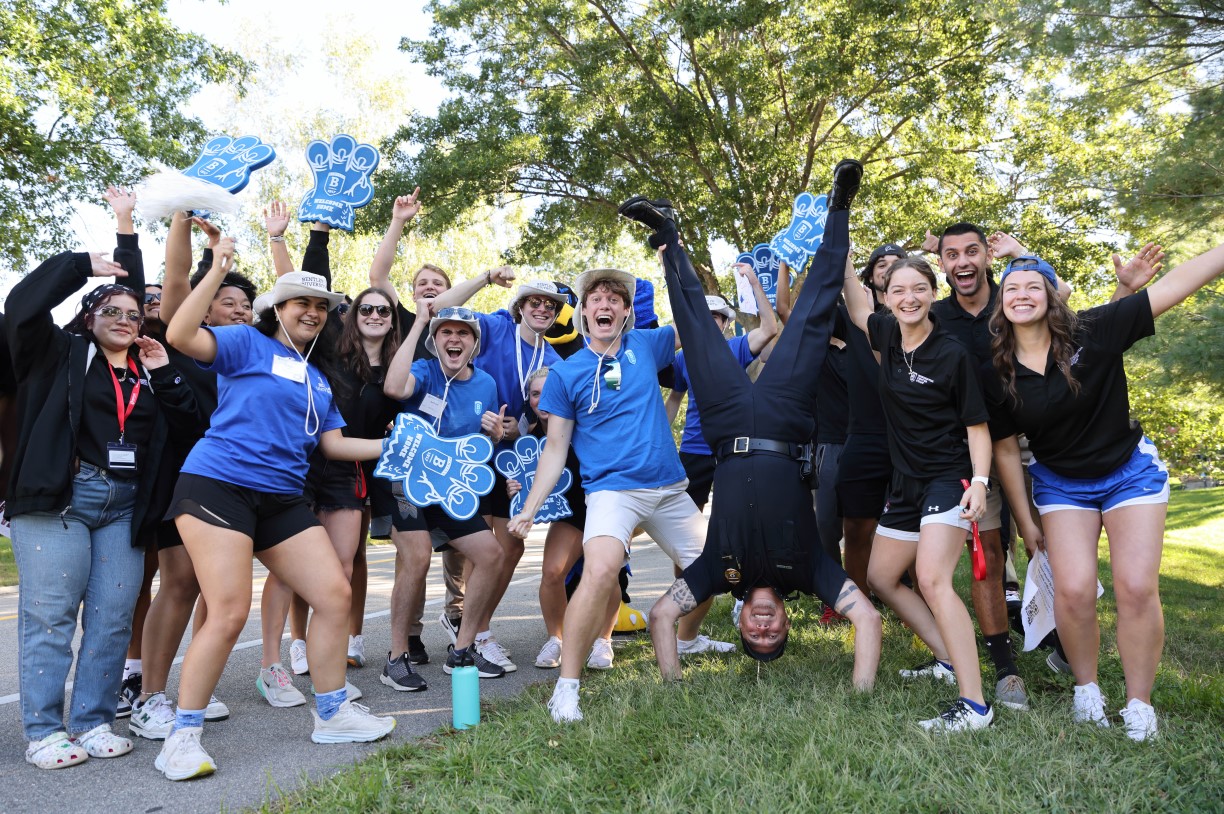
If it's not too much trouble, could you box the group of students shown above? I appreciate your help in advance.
[7,161,1221,779]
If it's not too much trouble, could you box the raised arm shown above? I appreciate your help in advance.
[105,186,145,292]
[774,260,792,324]
[429,265,515,311]
[166,236,235,362]
[369,188,421,306]
[161,215,220,325]
[1147,240,1224,319]
[264,201,294,278]
[841,253,872,334]
[741,263,778,357]
[383,299,431,400]
[506,416,574,539]
[1110,243,1164,302]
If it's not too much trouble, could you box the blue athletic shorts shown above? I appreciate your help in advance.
[1029,437,1169,515]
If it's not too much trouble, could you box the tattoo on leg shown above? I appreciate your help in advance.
[835,582,859,615]
[667,578,698,614]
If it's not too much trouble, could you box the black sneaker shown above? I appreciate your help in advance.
[380,652,427,692]
[443,645,505,679]
[617,195,676,232]
[407,635,429,665]
[116,672,141,719]
[827,158,863,212]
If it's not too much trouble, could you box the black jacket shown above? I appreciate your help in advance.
[5,242,203,545]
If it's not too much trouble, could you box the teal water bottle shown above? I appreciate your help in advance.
[451,652,480,729]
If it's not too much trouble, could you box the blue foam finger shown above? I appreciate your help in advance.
[375,413,495,521]
[181,134,278,195]
[770,192,829,273]
[493,436,573,523]
[298,134,381,231]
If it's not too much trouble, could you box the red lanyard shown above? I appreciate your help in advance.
[961,478,987,581]
[108,358,142,441]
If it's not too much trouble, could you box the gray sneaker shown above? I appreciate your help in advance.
[995,674,1030,711]
[1047,649,1073,675]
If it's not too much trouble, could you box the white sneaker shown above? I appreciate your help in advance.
[205,695,229,722]
[587,637,614,670]
[131,693,176,740]
[155,726,216,781]
[732,598,744,629]
[1120,698,1158,742]
[677,634,736,656]
[1072,682,1109,727]
[311,700,396,744]
[289,639,309,676]
[548,682,583,723]
[919,698,994,733]
[899,659,957,684]
[72,724,133,758]
[257,663,307,708]
[475,636,518,673]
[347,634,366,668]
[535,636,562,669]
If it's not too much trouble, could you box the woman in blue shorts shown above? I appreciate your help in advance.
[986,244,1224,741]
[161,237,395,781]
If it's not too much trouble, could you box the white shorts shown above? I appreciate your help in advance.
[583,480,707,568]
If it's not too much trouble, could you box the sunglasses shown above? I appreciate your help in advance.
[95,305,144,325]
[1006,257,1043,273]
[435,306,478,321]
[524,296,559,313]
[144,292,162,304]
[358,303,393,317]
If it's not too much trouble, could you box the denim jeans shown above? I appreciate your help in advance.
[12,463,143,740]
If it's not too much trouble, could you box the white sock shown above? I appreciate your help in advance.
[555,677,580,692]
[476,630,492,642]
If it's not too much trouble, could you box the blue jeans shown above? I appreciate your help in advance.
[12,464,143,740]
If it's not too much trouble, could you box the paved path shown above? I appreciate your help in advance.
[0,530,678,813]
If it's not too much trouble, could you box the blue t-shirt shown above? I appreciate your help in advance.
[673,335,756,455]
[182,325,345,493]
[474,310,561,422]
[539,327,685,492]
[402,358,498,438]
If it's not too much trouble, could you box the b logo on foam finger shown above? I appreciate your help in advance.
[493,436,574,523]
[375,413,496,521]
[298,134,381,231]
[769,192,829,274]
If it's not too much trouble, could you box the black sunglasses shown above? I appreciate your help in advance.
[144,292,162,304]
[357,304,393,317]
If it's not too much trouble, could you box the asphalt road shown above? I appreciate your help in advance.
[0,529,679,813]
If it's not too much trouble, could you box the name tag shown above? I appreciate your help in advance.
[419,393,446,419]
[107,441,138,471]
[272,355,307,382]
[517,415,531,438]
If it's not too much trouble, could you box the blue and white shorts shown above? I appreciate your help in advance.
[1029,437,1169,515]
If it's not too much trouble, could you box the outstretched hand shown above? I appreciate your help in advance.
[89,252,126,278]
[987,231,1026,261]
[103,186,137,218]
[1114,242,1165,292]
[134,335,168,369]
[191,216,222,249]
[214,236,236,272]
[392,188,422,222]
[488,265,516,288]
[263,201,290,237]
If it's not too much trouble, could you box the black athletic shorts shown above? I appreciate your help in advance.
[304,458,367,512]
[480,470,512,518]
[166,473,320,552]
[679,451,717,511]
[876,472,971,539]
[388,480,488,549]
[837,433,892,519]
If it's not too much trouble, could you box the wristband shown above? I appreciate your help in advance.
[268,235,286,243]
[971,475,990,488]
[485,270,492,286]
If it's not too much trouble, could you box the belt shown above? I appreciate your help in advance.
[715,436,804,461]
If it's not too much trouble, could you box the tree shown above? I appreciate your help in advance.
[0,0,247,270]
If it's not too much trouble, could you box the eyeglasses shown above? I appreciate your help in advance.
[144,292,162,304]
[435,306,478,321]
[358,304,393,317]
[524,296,559,313]
[95,305,144,325]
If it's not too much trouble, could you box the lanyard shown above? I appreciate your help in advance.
[514,328,544,402]
[108,358,142,442]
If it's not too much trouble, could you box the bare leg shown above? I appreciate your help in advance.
[1102,503,1166,704]
[540,522,584,640]
[260,573,293,670]
[969,528,1010,638]
[138,545,200,701]
[1042,510,1105,685]
[916,523,985,706]
[831,579,882,691]
[842,516,877,596]
[445,530,507,650]
[557,536,624,680]
[349,513,369,637]
[867,534,949,660]
[388,530,432,656]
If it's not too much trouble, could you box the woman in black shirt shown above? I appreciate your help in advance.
[987,244,1224,741]
[843,255,994,733]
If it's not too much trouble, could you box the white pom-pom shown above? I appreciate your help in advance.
[135,164,242,221]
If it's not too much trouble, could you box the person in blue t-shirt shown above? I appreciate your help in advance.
[665,276,777,512]
[508,268,734,724]
[428,274,566,672]
[161,238,396,781]
[381,305,514,683]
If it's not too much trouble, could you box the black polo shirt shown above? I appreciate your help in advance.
[931,280,998,370]
[681,524,827,603]
[983,291,1154,480]
[835,304,887,435]
[867,311,989,480]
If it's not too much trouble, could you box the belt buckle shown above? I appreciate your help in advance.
[732,436,750,454]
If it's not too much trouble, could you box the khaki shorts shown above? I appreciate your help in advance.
[583,480,706,569]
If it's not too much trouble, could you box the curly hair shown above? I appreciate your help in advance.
[988,278,1081,405]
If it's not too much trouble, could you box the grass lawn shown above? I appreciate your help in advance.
[257,488,1224,813]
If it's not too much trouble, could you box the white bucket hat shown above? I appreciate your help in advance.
[425,306,482,359]
[705,294,735,321]
[253,271,347,313]
[571,268,637,337]
[508,280,567,323]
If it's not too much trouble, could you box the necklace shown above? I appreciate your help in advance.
[901,345,919,381]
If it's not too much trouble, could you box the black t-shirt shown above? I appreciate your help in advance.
[78,355,157,477]
[983,290,1155,479]
[815,337,848,445]
[867,312,989,480]
[835,304,887,436]
[931,281,998,370]
[394,302,431,361]
[335,363,400,439]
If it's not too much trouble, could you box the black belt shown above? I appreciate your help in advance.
[715,436,805,461]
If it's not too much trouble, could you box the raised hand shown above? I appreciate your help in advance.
[481,405,508,441]
[191,215,222,249]
[392,187,422,222]
[488,265,515,288]
[1113,242,1165,293]
[103,186,137,219]
[134,335,168,369]
[920,229,939,254]
[987,231,1026,261]
[214,236,236,271]
[89,252,126,278]
[263,200,290,237]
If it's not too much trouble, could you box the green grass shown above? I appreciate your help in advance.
[256,488,1224,813]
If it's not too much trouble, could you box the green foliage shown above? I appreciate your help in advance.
[0,0,248,270]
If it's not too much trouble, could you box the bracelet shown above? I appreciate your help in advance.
[971,475,990,488]
[268,235,286,243]
[485,270,492,286]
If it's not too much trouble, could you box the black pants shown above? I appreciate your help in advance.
[655,211,853,606]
